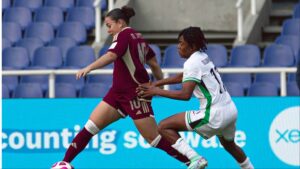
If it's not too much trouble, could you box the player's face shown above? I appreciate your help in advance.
[177,35,193,58]
[105,17,123,36]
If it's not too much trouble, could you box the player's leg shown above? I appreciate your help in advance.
[158,112,208,169]
[63,101,123,162]
[133,116,190,165]
[218,136,254,169]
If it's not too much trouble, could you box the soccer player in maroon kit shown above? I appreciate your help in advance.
[52,6,190,168]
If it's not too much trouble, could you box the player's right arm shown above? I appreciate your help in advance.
[76,51,117,79]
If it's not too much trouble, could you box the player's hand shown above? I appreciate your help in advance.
[76,66,91,80]
[137,82,160,98]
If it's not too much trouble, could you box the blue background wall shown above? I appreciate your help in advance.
[2,97,300,169]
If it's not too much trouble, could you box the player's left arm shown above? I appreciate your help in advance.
[138,81,196,100]
[146,56,163,81]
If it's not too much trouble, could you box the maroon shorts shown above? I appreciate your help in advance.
[103,88,154,120]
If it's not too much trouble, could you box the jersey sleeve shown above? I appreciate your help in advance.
[108,31,129,58]
[182,60,202,83]
[145,44,155,61]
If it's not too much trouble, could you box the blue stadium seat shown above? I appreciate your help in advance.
[282,18,300,36]
[247,82,278,96]
[44,0,74,12]
[77,0,107,11]
[13,83,43,98]
[222,73,252,90]
[66,7,95,30]
[262,44,294,67]
[288,73,296,82]
[3,7,32,30]
[56,66,85,91]
[224,82,245,97]
[80,83,110,98]
[65,46,95,68]
[162,45,185,68]
[13,0,43,11]
[229,44,260,67]
[275,35,300,61]
[99,45,110,56]
[24,22,54,44]
[54,83,77,98]
[34,7,64,29]
[206,44,228,67]
[2,47,30,69]
[287,82,300,96]
[255,73,280,89]
[2,0,11,10]
[57,22,87,44]
[2,84,10,98]
[150,44,162,65]
[169,83,182,91]
[86,74,113,85]
[2,22,22,44]
[2,38,11,51]
[32,47,63,69]
[2,67,19,95]
[48,38,77,62]
[294,3,300,18]
[20,66,49,92]
[15,38,44,62]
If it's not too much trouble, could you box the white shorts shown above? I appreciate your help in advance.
[185,102,237,140]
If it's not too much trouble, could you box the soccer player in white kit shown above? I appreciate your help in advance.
[137,27,254,169]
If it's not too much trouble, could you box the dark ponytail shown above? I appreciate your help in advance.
[106,6,135,25]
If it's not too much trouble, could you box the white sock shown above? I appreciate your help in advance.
[239,157,254,169]
[171,138,199,160]
[84,120,100,135]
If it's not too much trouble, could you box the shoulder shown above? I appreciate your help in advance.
[112,27,133,42]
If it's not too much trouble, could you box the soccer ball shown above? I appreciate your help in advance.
[51,161,74,169]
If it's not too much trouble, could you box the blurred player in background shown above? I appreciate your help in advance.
[138,27,254,169]
[52,6,191,168]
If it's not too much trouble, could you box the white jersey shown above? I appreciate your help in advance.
[182,51,232,110]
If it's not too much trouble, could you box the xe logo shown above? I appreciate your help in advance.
[269,106,300,166]
[275,129,300,143]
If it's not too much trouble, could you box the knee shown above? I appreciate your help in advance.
[157,120,169,135]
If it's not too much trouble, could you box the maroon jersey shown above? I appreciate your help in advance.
[108,27,155,96]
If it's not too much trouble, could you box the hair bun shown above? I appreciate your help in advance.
[121,6,135,19]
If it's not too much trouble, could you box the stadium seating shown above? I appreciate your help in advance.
[15,38,44,62]
[32,47,63,69]
[2,67,19,94]
[48,38,77,62]
[66,7,95,30]
[222,73,252,90]
[54,83,77,98]
[288,73,296,82]
[169,83,182,91]
[3,7,32,30]
[86,74,113,85]
[162,45,185,68]
[2,0,11,10]
[2,47,30,69]
[287,82,300,96]
[2,38,11,51]
[56,66,85,91]
[20,66,49,92]
[2,22,22,44]
[13,0,43,12]
[57,22,87,44]
[80,83,110,98]
[229,44,260,67]
[44,0,74,12]
[65,46,95,68]
[24,22,54,44]
[293,3,300,18]
[77,0,107,11]
[206,44,228,67]
[224,82,245,97]
[150,44,162,65]
[275,35,300,61]
[34,7,64,29]
[99,45,110,56]
[2,84,10,98]
[262,44,294,67]
[13,83,43,98]
[282,18,300,36]
[247,82,278,96]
